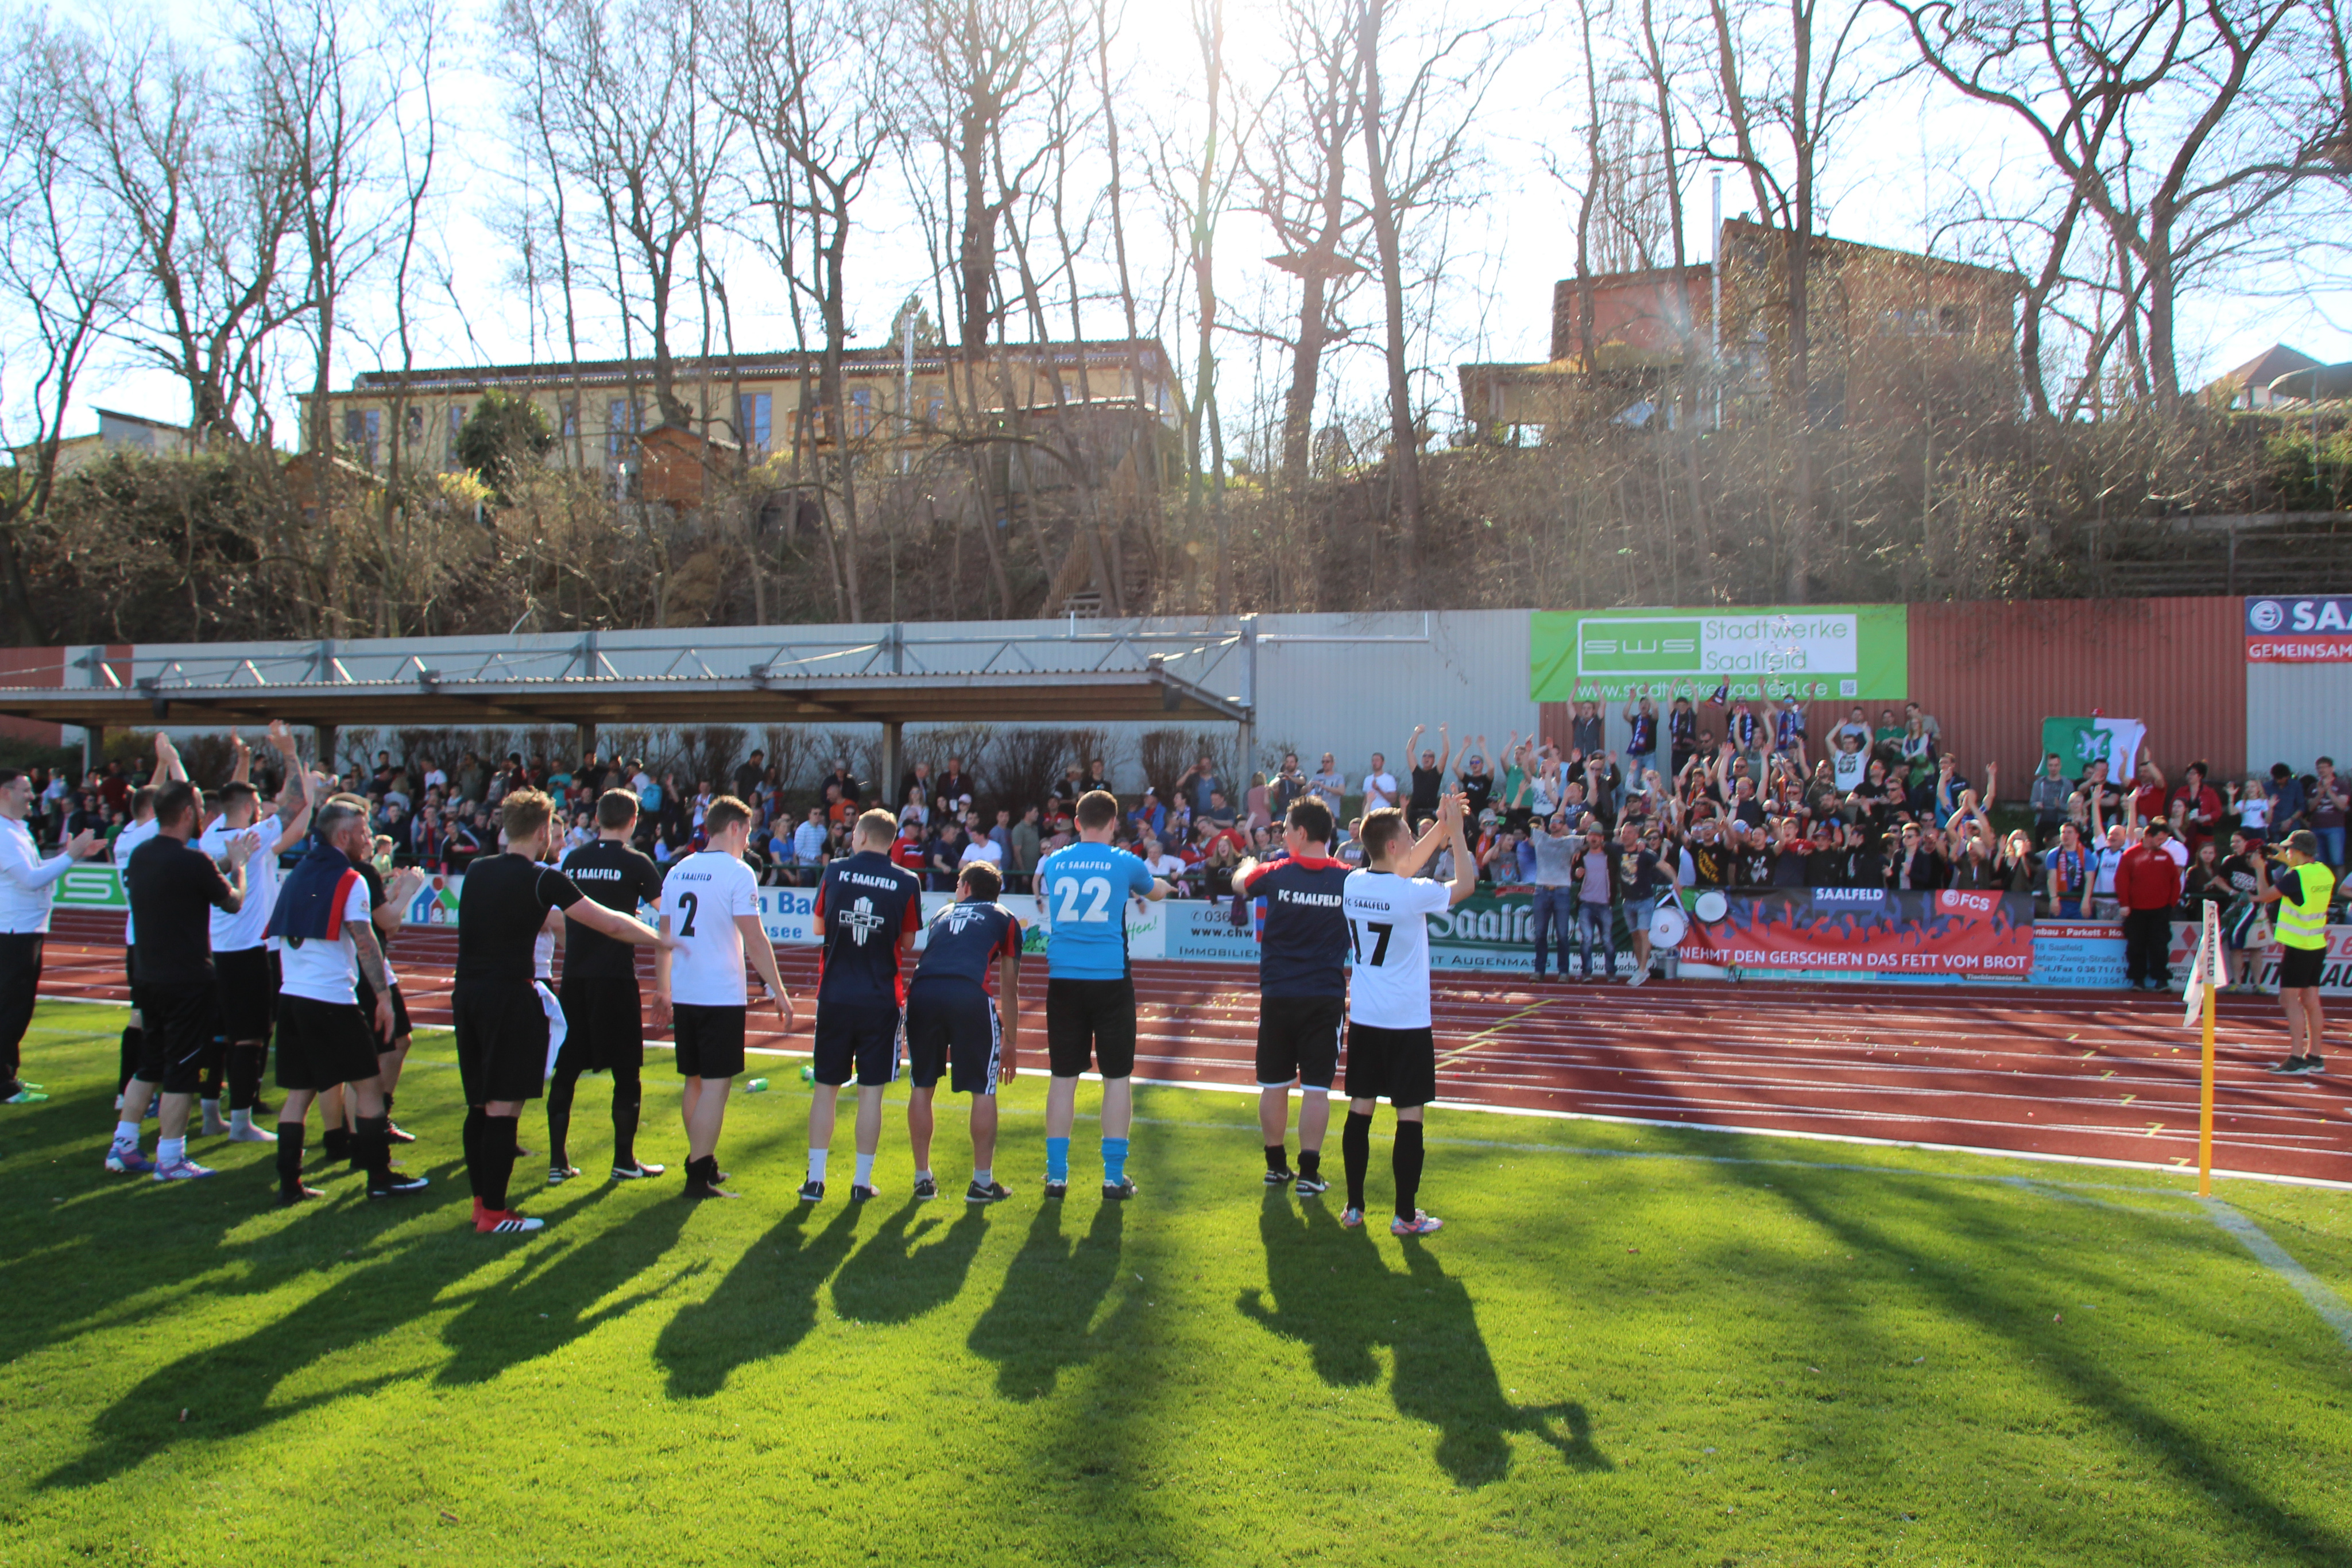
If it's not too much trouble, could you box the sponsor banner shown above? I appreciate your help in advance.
[2244,595,2352,662]
[55,864,127,911]
[1678,888,2036,977]
[2040,716,2146,782]
[1531,605,1908,703]
[1170,889,1640,975]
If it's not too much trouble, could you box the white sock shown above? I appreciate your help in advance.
[916,1167,934,1183]
[854,1152,876,1187]
[229,1108,252,1135]
[973,1167,993,1187]
[807,1148,829,1182]
[158,1136,186,1167]
[200,1098,219,1120]
[113,1120,140,1146]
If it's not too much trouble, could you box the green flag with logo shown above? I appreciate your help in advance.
[2041,716,2145,780]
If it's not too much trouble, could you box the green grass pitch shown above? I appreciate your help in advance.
[3,1001,2349,1566]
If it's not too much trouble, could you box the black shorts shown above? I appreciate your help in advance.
[132,981,214,1094]
[274,995,382,1091]
[557,973,644,1072]
[1046,977,1137,1079]
[2277,944,2326,990]
[1344,1021,1437,1109]
[353,973,412,1048]
[123,946,138,995]
[813,997,903,1087]
[673,1002,747,1079]
[214,947,276,1042]
[906,978,1002,1095]
[1257,994,1343,1090]
[451,980,551,1105]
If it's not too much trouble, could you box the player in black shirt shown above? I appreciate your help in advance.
[549,789,670,1183]
[800,808,922,1202]
[904,861,1022,1202]
[1232,796,1351,1195]
[109,781,252,1181]
[454,789,669,1235]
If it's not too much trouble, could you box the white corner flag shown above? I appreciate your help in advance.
[2183,901,2227,1029]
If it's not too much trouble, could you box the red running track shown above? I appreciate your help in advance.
[37,910,2352,1187]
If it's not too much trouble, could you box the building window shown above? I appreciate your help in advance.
[343,408,380,470]
[404,404,425,455]
[850,387,873,438]
[559,398,579,445]
[924,387,947,429]
[446,405,465,471]
[606,398,643,466]
[1937,305,1973,336]
[737,392,772,456]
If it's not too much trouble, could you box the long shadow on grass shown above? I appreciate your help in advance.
[830,1199,989,1325]
[967,1201,1128,1400]
[1239,1191,1607,1487]
[1750,1163,2351,1566]
[655,1201,861,1398]
[434,1186,699,1386]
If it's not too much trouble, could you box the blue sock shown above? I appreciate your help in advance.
[1046,1136,1070,1182]
[1102,1137,1129,1186]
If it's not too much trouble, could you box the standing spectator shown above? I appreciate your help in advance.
[1127,788,1166,841]
[1244,773,1271,832]
[1770,697,1809,775]
[1667,696,1699,780]
[1526,814,1578,981]
[937,756,977,816]
[1270,754,1307,822]
[1902,700,1941,751]
[2116,822,2184,991]
[2168,762,2225,857]
[1498,738,1532,831]
[790,808,829,883]
[1008,806,1042,895]
[2229,775,2272,845]
[2047,823,2090,917]
[1177,753,1223,820]
[1570,700,1604,757]
[1403,725,1450,831]
[1456,742,1495,821]
[2307,757,2347,870]
[1621,692,1659,797]
[1361,752,1399,815]
[1308,753,1347,819]
[2267,762,2306,836]
[2029,753,2072,841]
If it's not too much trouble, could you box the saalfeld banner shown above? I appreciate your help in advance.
[1530,606,1909,703]
[2243,594,2352,662]
[1678,888,2036,977]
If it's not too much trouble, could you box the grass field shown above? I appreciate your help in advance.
[3,1000,2350,1567]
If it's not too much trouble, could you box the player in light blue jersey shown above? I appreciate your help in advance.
[1035,789,1167,1198]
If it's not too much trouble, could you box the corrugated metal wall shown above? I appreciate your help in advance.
[1906,598,2245,785]
[2246,664,2352,775]
[1251,611,1534,784]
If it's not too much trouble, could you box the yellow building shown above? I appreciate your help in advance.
[306,340,1180,477]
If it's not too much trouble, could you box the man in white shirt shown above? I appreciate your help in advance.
[0,768,100,1103]
[652,795,793,1198]
[958,831,1004,873]
[1340,792,1475,1236]
[1139,835,1185,881]
[790,808,829,881]
[195,723,313,1141]
[1361,753,1399,815]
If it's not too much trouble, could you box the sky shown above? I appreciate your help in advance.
[40,0,2352,442]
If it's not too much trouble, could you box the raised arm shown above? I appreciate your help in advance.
[1444,793,1477,906]
[267,722,315,854]
[1436,724,1455,776]
[154,731,188,784]
[229,730,252,785]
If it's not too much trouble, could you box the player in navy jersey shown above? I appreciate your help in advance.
[904,861,1022,1203]
[1035,789,1167,1199]
[1232,795,1350,1195]
[802,808,923,1202]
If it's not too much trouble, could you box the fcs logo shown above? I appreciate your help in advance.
[2247,599,2285,632]
[840,895,886,946]
[941,904,987,933]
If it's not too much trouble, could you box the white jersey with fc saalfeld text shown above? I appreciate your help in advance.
[662,850,762,1007]
[1341,869,1452,1029]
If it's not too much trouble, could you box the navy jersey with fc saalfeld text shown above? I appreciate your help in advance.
[912,897,1022,992]
[1234,855,1351,998]
[814,850,923,1005]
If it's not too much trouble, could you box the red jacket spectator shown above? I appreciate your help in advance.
[2115,837,2183,911]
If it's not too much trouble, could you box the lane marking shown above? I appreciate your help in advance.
[2199,1199,2352,1353]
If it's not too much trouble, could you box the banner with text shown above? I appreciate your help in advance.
[2244,595,2352,662]
[1531,605,1909,703]
[1677,888,2036,977]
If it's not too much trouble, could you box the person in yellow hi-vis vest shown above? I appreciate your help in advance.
[2257,829,2334,1076]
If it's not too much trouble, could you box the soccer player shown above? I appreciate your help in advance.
[0,769,100,1105]
[1036,788,1168,1199]
[802,808,922,1202]
[652,796,792,1198]
[1232,795,1350,1195]
[451,789,670,1234]
[195,723,313,1143]
[109,781,252,1180]
[1340,792,1475,1236]
[266,796,428,1203]
[113,734,183,1110]
[905,861,1022,1203]
[550,788,669,1183]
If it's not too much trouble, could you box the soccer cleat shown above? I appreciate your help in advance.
[1264,1167,1297,1187]
[684,1175,735,1200]
[4,1089,48,1105]
[1043,1178,1069,1199]
[548,1163,582,1185]
[912,1175,938,1201]
[153,1158,217,1182]
[1391,1210,1444,1236]
[967,1179,1012,1204]
[2268,1056,2311,1075]
[1102,1178,1138,1201]
[797,1178,826,1203]
[105,1143,153,1175]
[227,1122,277,1143]
[277,1183,325,1206]
[1340,1206,1365,1228]
[1295,1172,1330,1197]
[612,1160,667,1180]
[850,1183,882,1202]
[368,1172,429,1197]
[474,1209,544,1234]
[16,1081,39,1092]
[383,1120,417,1144]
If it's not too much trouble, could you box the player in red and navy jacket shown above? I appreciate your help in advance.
[904,861,1023,1203]
[802,808,923,1203]
[1231,795,1352,1195]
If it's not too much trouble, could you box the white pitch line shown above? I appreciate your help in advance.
[2198,1199,2352,1353]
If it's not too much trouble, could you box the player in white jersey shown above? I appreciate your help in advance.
[194,723,312,1141]
[652,795,792,1198]
[1340,792,1475,1236]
